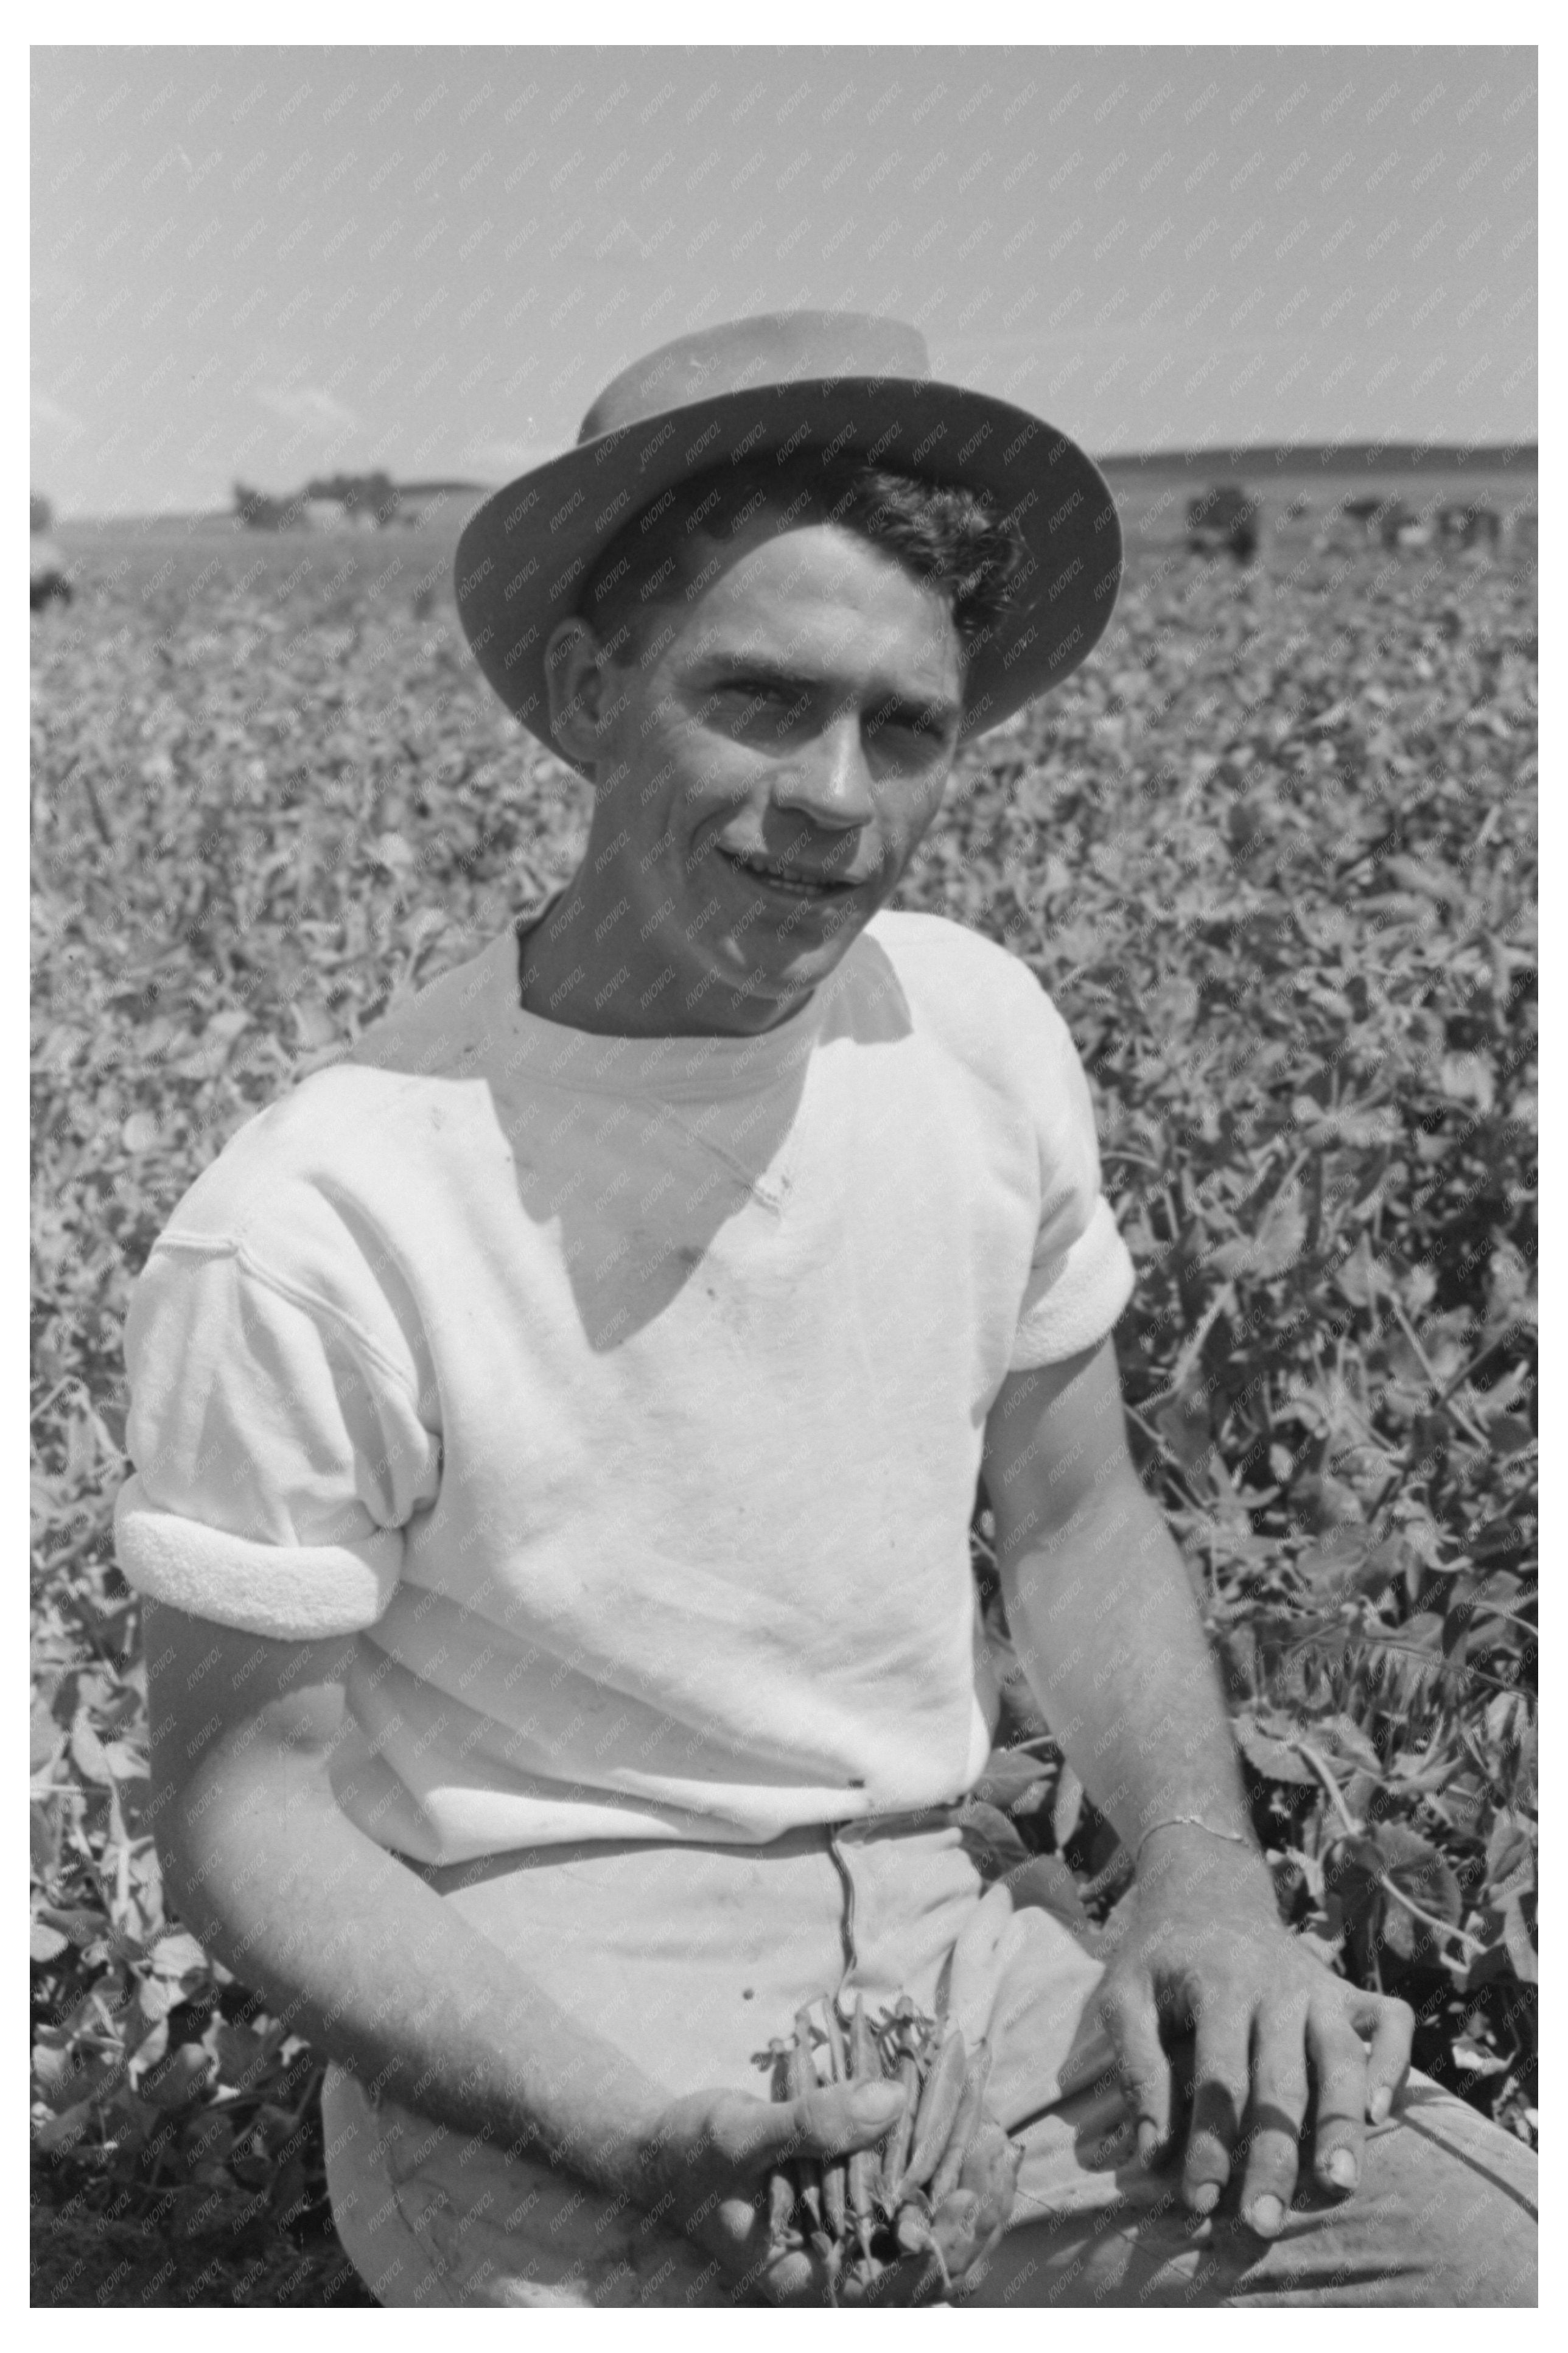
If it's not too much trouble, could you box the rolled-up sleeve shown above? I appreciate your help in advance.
[1006,983,1135,1371]
[116,1237,440,1640]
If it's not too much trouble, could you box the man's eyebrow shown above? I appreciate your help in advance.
[867,690,964,733]
[700,653,962,730]
[698,653,811,689]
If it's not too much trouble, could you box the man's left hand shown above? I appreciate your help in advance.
[1096,1823,1414,2239]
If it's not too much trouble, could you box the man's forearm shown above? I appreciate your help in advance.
[159,1720,672,2205]
[998,1476,1256,1857]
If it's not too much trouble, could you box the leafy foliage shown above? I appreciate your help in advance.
[925,547,1536,2147]
[31,519,1535,2299]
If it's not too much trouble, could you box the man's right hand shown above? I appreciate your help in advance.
[640,2077,1019,2305]
[641,2077,908,2303]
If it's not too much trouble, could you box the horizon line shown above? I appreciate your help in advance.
[41,438,1539,528]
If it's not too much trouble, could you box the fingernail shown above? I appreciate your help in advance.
[1136,2122,1158,2168]
[853,2085,901,2123]
[1368,2087,1392,2127]
[1326,2148,1358,2191]
[1247,2195,1284,2237]
[1190,2181,1220,2216]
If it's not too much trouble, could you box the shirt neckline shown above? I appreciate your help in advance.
[497,895,847,1103]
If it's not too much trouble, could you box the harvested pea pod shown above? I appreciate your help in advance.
[878,2050,922,2216]
[785,2014,825,2232]
[904,2027,969,2191]
[819,1994,849,2083]
[799,2006,847,2243]
[846,1994,881,2261]
[766,2165,797,2251]
[930,2038,993,2205]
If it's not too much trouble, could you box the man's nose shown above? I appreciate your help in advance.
[770,712,875,829]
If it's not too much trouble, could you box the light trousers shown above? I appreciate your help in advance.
[321,1816,1536,2307]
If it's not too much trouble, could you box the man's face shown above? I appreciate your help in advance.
[550,517,966,1035]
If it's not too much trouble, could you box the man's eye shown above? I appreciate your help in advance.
[870,703,943,740]
[724,682,812,732]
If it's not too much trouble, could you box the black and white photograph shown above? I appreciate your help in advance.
[30,30,1538,2310]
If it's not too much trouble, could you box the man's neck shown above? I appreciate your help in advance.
[515,883,817,1042]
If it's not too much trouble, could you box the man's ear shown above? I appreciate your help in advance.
[545,619,617,766]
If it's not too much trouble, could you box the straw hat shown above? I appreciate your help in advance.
[454,310,1121,744]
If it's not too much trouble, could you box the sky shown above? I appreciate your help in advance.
[31,44,1538,519]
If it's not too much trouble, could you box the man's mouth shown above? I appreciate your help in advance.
[716,847,861,899]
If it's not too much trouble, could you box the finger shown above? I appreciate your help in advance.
[723,2078,903,2175]
[953,2116,1024,2293]
[1182,2007,1251,2217]
[1099,1979,1175,2165]
[938,2175,1015,2296]
[853,2251,947,2308]
[759,2246,817,2304]
[953,2200,1012,2294]
[1306,1997,1372,2197]
[715,2090,809,2174]
[933,2172,1024,2302]
[788,2080,907,2163]
[1358,1994,1414,2128]
[957,2116,1022,2233]
[931,2187,985,2276]
[755,2224,853,2312]
[1237,2008,1309,2238]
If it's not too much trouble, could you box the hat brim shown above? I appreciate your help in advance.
[454,376,1122,747]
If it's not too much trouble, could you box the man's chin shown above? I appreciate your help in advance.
[727,903,869,972]
[726,931,859,1000]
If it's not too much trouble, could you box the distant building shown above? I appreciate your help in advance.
[234,483,308,530]
[234,475,488,530]
[1341,498,1384,524]
[1340,495,1428,551]
[1187,484,1260,563]
[1435,503,1502,553]
[1376,500,1430,551]
[31,537,71,608]
[393,480,489,525]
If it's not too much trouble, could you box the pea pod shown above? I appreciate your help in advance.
[929,2038,993,2206]
[766,2165,797,2251]
[846,1993,881,2260]
[877,2050,922,2217]
[945,1882,1014,2044]
[786,2011,825,2232]
[819,1994,849,2083]
[801,2005,848,2243]
[903,2026,969,2192]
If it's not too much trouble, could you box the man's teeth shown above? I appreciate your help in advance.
[733,854,841,888]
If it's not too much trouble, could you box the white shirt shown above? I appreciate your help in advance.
[115,908,1135,1864]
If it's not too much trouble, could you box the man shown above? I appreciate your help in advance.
[121,313,1535,2307]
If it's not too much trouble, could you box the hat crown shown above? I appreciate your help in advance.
[576,310,931,446]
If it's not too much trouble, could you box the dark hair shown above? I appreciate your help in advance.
[580,458,1027,658]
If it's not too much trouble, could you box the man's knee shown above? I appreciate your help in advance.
[1371,2086,1537,2306]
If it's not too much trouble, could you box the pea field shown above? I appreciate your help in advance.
[31,491,1537,2303]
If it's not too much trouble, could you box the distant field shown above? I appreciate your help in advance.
[52,514,469,606]
[54,459,1538,597]
[32,505,1536,2302]
[1104,466,1536,546]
